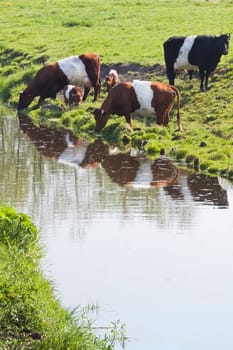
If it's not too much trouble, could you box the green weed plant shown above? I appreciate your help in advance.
[0,206,124,349]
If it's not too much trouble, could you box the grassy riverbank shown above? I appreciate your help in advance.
[0,0,233,180]
[0,206,122,349]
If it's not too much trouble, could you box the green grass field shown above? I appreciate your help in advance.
[1,0,232,64]
[1,0,233,178]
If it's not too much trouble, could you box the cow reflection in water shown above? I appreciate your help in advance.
[18,113,228,207]
[18,113,77,159]
[102,155,179,188]
[163,171,228,207]
[58,137,109,169]
[187,173,228,207]
[60,142,179,188]
[58,138,179,188]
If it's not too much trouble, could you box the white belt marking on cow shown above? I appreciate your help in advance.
[132,80,155,116]
[174,35,197,70]
[58,56,91,86]
[64,84,73,100]
[58,141,88,166]
[132,158,153,188]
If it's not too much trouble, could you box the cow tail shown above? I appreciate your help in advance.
[170,85,183,131]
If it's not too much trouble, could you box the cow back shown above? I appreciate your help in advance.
[163,36,186,67]
[58,56,90,86]
[132,80,155,116]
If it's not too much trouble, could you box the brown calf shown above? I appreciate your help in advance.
[63,84,83,107]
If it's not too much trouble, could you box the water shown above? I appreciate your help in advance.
[1,113,233,350]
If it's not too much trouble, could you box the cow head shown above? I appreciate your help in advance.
[70,87,83,105]
[220,34,231,55]
[105,70,119,91]
[92,108,109,132]
[18,88,35,110]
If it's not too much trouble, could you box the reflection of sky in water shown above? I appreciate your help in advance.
[1,115,233,350]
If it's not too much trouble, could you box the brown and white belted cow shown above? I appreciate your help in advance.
[63,84,83,107]
[93,80,183,132]
[18,53,101,110]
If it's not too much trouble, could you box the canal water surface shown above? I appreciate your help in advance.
[1,113,233,350]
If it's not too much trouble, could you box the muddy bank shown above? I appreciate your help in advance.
[100,62,166,82]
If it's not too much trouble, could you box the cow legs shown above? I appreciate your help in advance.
[154,105,166,126]
[37,89,57,106]
[155,99,174,127]
[199,68,206,92]
[93,83,101,102]
[82,87,90,101]
[188,70,194,80]
[166,66,176,85]
[83,83,101,102]
[124,114,132,129]
[163,102,174,126]
[199,71,210,92]
[50,91,57,100]
[38,96,46,105]
[199,67,212,92]
[204,71,210,91]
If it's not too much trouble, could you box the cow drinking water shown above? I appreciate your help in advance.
[163,34,230,91]
[18,52,101,110]
[93,80,183,132]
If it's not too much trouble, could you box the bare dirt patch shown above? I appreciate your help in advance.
[101,62,166,82]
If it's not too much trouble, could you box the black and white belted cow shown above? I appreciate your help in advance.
[163,34,230,91]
